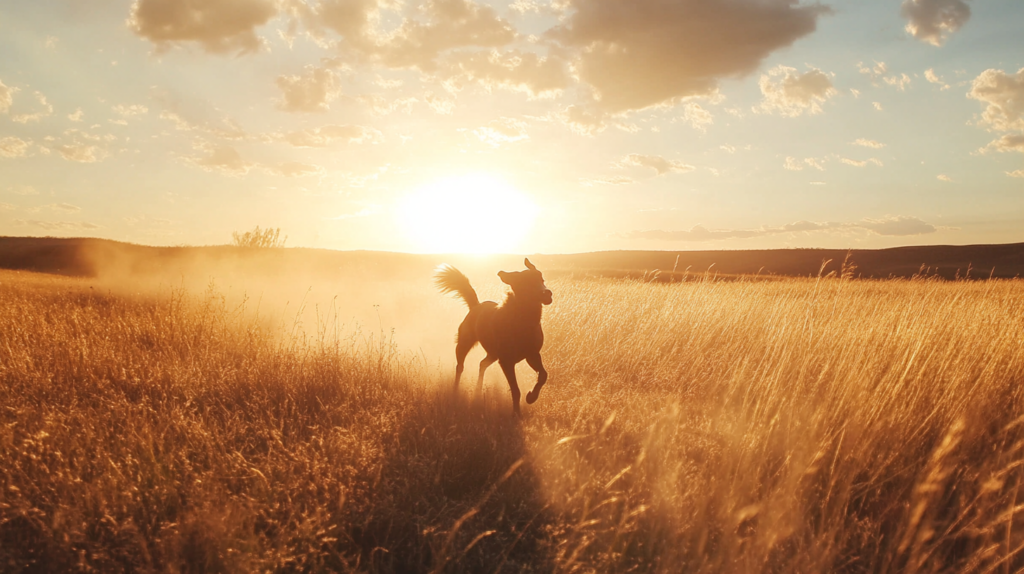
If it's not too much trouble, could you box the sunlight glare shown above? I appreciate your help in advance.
[398,174,539,254]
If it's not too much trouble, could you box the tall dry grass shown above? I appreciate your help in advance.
[3,268,1024,572]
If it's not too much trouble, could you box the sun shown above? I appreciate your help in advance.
[397,174,539,254]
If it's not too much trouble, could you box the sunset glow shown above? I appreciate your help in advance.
[1,1,1023,252]
[398,174,538,254]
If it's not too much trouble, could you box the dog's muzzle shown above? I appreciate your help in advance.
[541,289,553,305]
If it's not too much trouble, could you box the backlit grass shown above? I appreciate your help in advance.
[3,268,1024,572]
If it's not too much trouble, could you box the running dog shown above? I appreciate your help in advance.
[435,259,553,416]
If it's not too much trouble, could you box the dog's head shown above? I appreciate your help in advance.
[498,258,553,305]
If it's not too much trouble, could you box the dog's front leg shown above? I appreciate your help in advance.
[525,353,547,405]
[499,360,522,417]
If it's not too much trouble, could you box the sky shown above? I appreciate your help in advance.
[1,0,1023,254]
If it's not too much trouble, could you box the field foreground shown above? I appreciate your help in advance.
[4,269,1024,572]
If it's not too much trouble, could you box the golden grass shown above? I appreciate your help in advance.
[3,268,1024,572]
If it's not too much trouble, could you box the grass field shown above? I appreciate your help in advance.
[4,265,1024,573]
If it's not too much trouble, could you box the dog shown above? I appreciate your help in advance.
[435,258,553,416]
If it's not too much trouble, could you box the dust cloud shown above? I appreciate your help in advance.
[77,240,539,377]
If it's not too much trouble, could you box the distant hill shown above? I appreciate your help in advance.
[1,236,1024,281]
[535,244,1024,280]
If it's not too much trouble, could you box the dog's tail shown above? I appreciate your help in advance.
[435,264,480,308]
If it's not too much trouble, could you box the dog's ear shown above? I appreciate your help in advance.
[498,271,512,285]
[524,258,536,271]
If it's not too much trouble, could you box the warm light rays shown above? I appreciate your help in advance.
[397,173,539,254]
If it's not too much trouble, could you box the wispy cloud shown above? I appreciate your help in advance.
[580,176,636,187]
[858,61,911,90]
[473,118,529,147]
[841,157,884,168]
[11,91,53,123]
[0,136,30,158]
[784,157,827,171]
[0,79,15,114]
[627,215,941,242]
[15,219,101,231]
[275,65,341,113]
[618,154,695,176]
[853,138,886,149]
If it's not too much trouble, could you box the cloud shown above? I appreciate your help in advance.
[969,68,1024,132]
[924,68,950,90]
[263,161,325,177]
[15,220,101,231]
[619,153,695,176]
[56,144,104,163]
[860,215,936,236]
[1008,170,1024,178]
[783,157,826,171]
[509,0,547,15]
[8,185,38,196]
[853,138,886,149]
[300,0,523,81]
[113,104,149,118]
[841,157,884,168]
[873,102,883,111]
[858,61,911,91]
[446,49,569,97]
[280,124,382,147]
[580,176,636,186]
[297,0,380,48]
[937,174,952,182]
[886,74,911,91]
[0,137,31,158]
[15,217,101,231]
[154,88,248,140]
[44,203,82,213]
[0,80,14,114]
[68,108,84,122]
[627,215,939,242]
[12,92,53,123]
[128,0,278,54]
[547,0,829,114]
[423,92,455,114]
[376,0,516,70]
[473,117,528,147]
[679,102,713,132]
[980,134,1024,154]
[756,65,836,117]
[187,145,253,175]
[901,0,971,47]
[357,94,418,116]
[275,65,341,113]
[558,104,607,136]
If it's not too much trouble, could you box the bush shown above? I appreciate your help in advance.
[231,226,286,249]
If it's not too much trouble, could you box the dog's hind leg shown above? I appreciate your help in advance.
[477,354,497,398]
[499,360,522,417]
[525,353,547,405]
[454,337,474,393]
